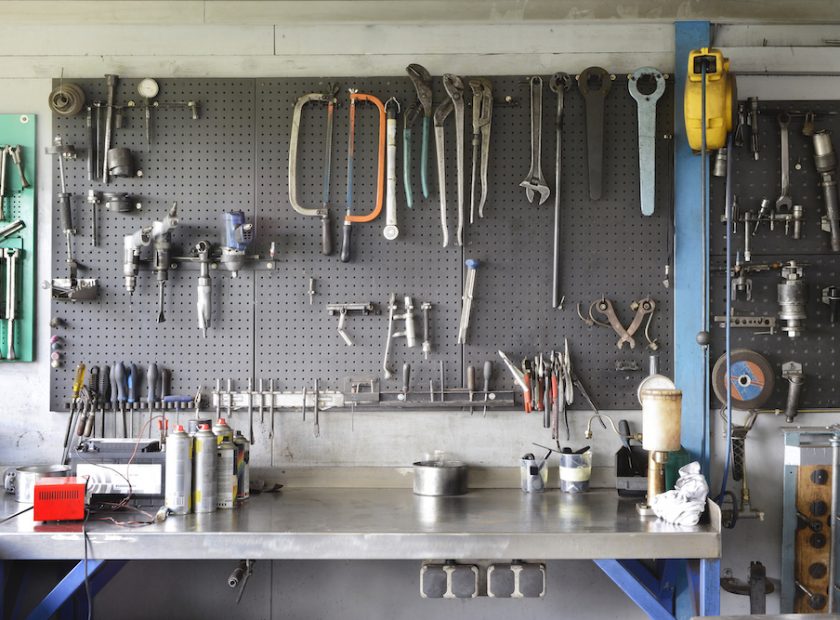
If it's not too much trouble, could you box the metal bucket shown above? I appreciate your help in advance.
[4,465,71,503]
[412,461,468,496]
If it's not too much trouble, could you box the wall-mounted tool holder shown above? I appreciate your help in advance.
[710,100,840,409]
[51,77,674,412]
[0,114,36,361]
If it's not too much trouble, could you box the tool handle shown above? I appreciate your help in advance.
[72,363,86,398]
[466,365,475,392]
[161,368,172,400]
[320,212,332,256]
[147,363,159,406]
[402,363,411,394]
[420,116,430,200]
[59,193,73,234]
[482,361,492,392]
[83,411,94,437]
[110,364,120,406]
[384,103,399,239]
[618,419,632,450]
[340,221,352,263]
[403,128,414,208]
[128,363,139,404]
[75,409,87,436]
[100,365,111,402]
[89,366,100,401]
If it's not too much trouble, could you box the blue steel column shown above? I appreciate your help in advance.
[673,20,711,470]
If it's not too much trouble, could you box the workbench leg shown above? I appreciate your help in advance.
[26,559,127,620]
[594,559,676,620]
[699,558,720,616]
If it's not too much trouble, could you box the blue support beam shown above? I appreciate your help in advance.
[595,559,676,620]
[673,20,712,471]
[25,559,126,620]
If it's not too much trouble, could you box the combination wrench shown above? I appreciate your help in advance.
[577,67,612,201]
[383,97,400,240]
[776,112,793,213]
[549,73,572,310]
[519,76,550,205]
[627,67,666,217]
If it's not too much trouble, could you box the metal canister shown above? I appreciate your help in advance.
[233,431,250,501]
[165,425,193,514]
[212,417,233,445]
[187,417,212,436]
[193,424,217,513]
[216,438,237,509]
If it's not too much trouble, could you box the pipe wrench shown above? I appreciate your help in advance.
[443,75,466,246]
[549,73,572,310]
[627,67,666,216]
[405,64,433,205]
[577,67,612,200]
[520,77,550,205]
[468,78,493,221]
[288,86,339,256]
[433,75,466,247]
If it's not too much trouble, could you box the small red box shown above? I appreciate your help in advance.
[33,477,86,522]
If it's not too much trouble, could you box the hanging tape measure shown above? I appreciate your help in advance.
[712,349,775,410]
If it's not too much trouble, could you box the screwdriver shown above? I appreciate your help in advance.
[85,366,99,438]
[128,363,139,436]
[402,363,411,400]
[161,367,171,429]
[114,362,127,438]
[99,364,111,438]
[481,361,492,416]
[147,363,158,438]
[63,363,86,450]
[466,365,475,414]
[522,359,533,414]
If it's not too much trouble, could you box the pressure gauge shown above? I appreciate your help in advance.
[137,78,159,99]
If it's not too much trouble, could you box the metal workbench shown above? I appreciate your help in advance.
[0,488,721,619]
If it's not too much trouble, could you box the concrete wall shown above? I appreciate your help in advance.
[0,5,838,617]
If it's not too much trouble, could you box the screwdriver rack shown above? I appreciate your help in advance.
[0,114,36,362]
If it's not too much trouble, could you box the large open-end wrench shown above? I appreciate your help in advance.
[520,76,550,205]
[776,112,793,213]
[469,78,493,221]
[628,67,666,217]
[288,87,339,256]
[406,64,433,202]
[443,75,466,246]
[549,73,572,310]
[434,97,453,247]
[578,67,612,200]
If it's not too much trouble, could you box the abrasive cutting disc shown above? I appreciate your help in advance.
[712,349,775,410]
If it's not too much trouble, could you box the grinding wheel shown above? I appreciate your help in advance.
[712,349,775,410]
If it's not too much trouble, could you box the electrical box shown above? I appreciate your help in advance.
[33,477,86,522]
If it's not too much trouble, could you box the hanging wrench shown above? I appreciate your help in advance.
[592,297,635,348]
[776,112,793,213]
[403,103,421,209]
[520,76,550,205]
[405,64,433,203]
[578,67,612,200]
[434,97,453,247]
[549,73,572,310]
[443,75,466,246]
[383,97,400,240]
[468,78,493,221]
[628,67,666,217]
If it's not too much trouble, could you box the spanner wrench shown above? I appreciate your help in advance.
[383,97,400,240]
[578,67,612,200]
[776,112,792,212]
[549,73,572,310]
[628,67,666,216]
[443,75,466,246]
[519,76,550,205]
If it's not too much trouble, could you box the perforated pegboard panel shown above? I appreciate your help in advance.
[52,76,674,411]
[709,101,840,409]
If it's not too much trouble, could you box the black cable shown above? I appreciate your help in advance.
[83,477,93,620]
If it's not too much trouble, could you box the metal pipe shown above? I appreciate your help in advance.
[830,432,840,613]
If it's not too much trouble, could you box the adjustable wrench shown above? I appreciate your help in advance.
[628,67,666,216]
[468,78,493,221]
[443,75,466,246]
[549,73,572,309]
[4,248,17,360]
[520,77,550,205]
[102,74,117,184]
[578,67,612,200]
[383,97,400,240]
[405,64,433,203]
[776,112,793,213]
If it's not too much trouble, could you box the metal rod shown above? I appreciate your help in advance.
[830,431,840,613]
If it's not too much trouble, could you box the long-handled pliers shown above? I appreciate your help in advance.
[405,64,433,207]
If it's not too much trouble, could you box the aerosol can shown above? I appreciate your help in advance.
[212,417,234,444]
[193,424,217,513]
[165,425,193,514]
[216,438,238,509]
[219,211,253,277]
[233,431,250,502]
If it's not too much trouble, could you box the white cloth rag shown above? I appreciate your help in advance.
[651,461,709,526]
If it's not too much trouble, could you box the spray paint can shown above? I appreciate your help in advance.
[193,424,217,513]
[165,425,193,514]
[187,417,212,436]
[233,430,250,501]
[216,438,237,509]
[212,417,233,445]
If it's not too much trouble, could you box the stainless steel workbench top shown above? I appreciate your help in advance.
[0,488,720,561]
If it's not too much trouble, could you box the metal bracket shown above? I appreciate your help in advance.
[713,314,777,335]
[326,302,378,346]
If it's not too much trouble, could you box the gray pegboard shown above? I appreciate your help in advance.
[52,75,674,412]
[709,101,840,409]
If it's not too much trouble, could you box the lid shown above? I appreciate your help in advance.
[198,423,210,430]
[175,425,185,432]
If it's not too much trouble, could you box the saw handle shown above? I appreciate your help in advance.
[321,213,332,256]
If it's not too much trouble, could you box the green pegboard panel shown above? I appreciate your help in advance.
[0,114,36,362]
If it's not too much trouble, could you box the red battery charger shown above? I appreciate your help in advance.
[33,477,86,522]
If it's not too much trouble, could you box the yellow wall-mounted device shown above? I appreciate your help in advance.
[684,47,735,151]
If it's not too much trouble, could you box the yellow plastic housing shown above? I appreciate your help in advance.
[684,47,735,151]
